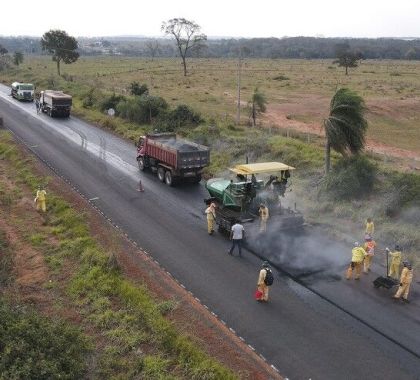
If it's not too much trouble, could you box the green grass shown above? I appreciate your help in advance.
[2,56,420,152]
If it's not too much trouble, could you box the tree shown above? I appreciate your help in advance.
[0,45,8,56]
[41,30,79,76]
[13,52,23,66]
[323,88,368,173]
[248,87,267,127]
[145,40,161,59]
[333,43,363,75]
[161,18,207,76]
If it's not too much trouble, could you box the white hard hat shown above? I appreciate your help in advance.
[354,241,360,247]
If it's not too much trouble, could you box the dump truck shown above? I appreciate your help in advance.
[205,162,304,233]
[136,133,210,186]
[11,82,34,101]
[39,90,72,117]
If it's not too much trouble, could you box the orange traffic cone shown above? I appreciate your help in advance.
[137,180,144,192]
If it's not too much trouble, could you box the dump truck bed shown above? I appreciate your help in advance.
[145,134,209,170]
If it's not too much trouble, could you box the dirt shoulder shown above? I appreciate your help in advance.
[1,137,281,379]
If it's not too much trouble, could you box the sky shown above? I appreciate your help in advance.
[2,0,419,38]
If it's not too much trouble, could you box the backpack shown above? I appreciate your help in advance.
[264,269,274,286]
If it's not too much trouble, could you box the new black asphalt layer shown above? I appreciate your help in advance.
[0,86,419,380]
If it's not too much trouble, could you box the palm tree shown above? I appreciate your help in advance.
[248,87,267,126]
[323,88,368,173]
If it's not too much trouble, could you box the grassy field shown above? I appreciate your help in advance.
[2,56,420,152]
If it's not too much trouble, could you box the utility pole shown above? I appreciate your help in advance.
[236,47,242,125]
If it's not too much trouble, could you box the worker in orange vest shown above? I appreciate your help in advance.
[363,235,376,273]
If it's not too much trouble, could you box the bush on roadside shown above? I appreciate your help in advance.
[99,93,126,113]
[117,95,168,124]
[155,104,202,131]
[321,155,377,200]
[129,81,149,97]
[383,171,420,217]
[0,301,91,380]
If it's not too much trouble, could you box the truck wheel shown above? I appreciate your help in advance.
[165,171,173,186]
[157,167,165,182]
[137,157,145,171]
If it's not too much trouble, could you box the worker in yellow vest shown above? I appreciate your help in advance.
[346,242,366,280]
[387,245,402,279]
[34,186,47,212]
[393,261,413,303]
[365,218,374,237]
[258,204,269,233]
[205,202,216,235]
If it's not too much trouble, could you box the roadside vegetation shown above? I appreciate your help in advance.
[0,132,236,379]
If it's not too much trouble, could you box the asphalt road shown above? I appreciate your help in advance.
[1,85,419,380]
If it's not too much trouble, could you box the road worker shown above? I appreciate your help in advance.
[365,217,374,237]
[258,203,269,233]
[387,245,402,279]
[257,261,272,302]
[393,261,413,303]
[205,202,216,235]
[363,235,376,273]
[346,242,366,280]
[34,186,47,212]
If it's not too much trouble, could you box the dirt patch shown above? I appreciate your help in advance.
[263,93,420,162]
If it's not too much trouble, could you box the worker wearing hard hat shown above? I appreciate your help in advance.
[393,261,414,303]
[256,261,272,302]
[387,245,402,279]
[346,242,367,280]
[258,203,269,233]
[34,186,47,212]
[365,218,374,237]
[363,234,376,273]
[205,202,216,235]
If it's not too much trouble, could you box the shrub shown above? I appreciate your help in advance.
[0,230,13,285]
[321,155,377,200]
[99,93,126,113]
[129,81,149,97]
[155,104,202,131]
[117,95,168,124]
[0,301,91,380]
[384,171,420,216]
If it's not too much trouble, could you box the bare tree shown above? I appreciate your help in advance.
[161,18,207,76]
[145,40,161,60]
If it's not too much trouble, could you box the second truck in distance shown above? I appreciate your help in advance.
[39,90,72,117]
[136,133,210,186]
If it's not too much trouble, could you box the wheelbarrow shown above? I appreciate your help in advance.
[373,249,399,289]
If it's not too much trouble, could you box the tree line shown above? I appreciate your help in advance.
[2,36,420,60]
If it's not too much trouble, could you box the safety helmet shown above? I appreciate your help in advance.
[354,242,360,247]
[402,260,412,268]
[262,261,270,268]
[364,234,372,241]
[395,245,401,251]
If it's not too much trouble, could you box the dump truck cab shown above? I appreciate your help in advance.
[11,82,34,101]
